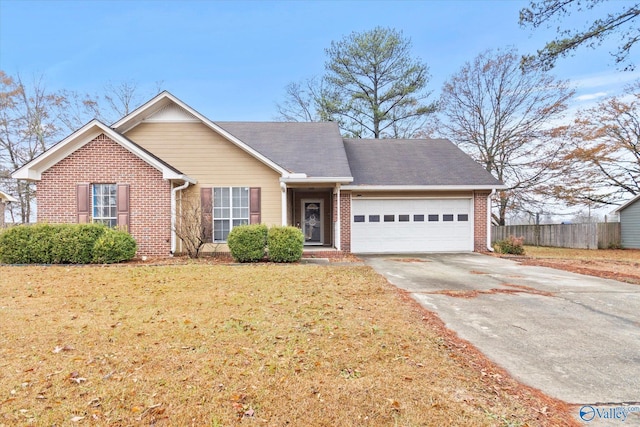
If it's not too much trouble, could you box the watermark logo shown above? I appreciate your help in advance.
[579,405,640,422]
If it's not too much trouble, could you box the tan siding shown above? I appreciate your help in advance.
[125,122,282,227]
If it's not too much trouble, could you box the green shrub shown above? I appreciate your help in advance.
[267,226,304,263]
[493,235,525,255]
[227,224,268,262]
[51,223,108,264]
[0,225,36,263]
[0,223,137,264]
[92,227,137,264]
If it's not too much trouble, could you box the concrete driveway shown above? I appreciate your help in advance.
[363,253,640,410]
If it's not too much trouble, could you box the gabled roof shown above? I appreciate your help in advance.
[215,122,352,181]
[12,120,195,183]
[615,194,640,213]
[0,190,17,203]
[112,91,291,177]
[342,138,504,190]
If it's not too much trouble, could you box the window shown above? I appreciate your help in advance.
[384,215,395,222]
[414,214,424,222]
[354,215,365,223]
[458,214,469,221]
[428,214,439,222]
[443,214,454,222]
[214,187,249,242]
[369,215,380,222]
[92,184,117,227]
[399,214,410,222]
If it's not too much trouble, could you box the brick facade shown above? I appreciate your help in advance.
[38,134,172,256]
[339,191,351,252]
[473,190,492,252]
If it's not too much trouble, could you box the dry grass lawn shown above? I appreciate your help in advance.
[0,264,576,426]
[522,246,640,285]
[524,246,640,262]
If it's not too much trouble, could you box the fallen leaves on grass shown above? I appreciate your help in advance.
[0,264,578,426]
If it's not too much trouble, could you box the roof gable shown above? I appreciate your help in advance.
[0,190,17,203]
[615,194,640,213]
[113,91,289,176]
[12,120,194,183]
[343,138,503,189]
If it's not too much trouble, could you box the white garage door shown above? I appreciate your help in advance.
[351,198,473,253]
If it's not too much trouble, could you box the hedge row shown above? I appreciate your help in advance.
[0,223,137,264]
[227,225,304,263]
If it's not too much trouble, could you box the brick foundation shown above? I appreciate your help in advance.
[38,134,172,256]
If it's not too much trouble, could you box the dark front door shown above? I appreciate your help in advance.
[302,199,323,245]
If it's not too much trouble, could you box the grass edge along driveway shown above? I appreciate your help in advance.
[0,264,577,426]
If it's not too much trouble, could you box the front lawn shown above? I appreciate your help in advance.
[0,264,575,426]
[522,246,640,285]
[524,246,640,262]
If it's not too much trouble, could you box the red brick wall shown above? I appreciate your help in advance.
[339,191,351,252]
[473,190,491,252]
[38,134,172,256]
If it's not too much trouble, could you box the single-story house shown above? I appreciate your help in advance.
[12,91,503,256]
[615,195,640,249]
[0,190,17,228]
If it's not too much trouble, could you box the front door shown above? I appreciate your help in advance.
[301,199,323,245]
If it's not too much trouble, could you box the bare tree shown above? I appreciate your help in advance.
[102,80,163,124]
[57,89,102,131]
[0,71,70,222]
[436,47,575,225]
[547,80,640,207]
[173,191,207,258]
[275,78,339,123]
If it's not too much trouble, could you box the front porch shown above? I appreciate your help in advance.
[285,186,341,250]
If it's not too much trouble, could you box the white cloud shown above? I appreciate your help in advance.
[572,71,640,90]
[576,92,608,101]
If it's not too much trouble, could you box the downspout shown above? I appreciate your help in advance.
[280,181,287,226]
[334,185,341,250]
[486,189,495,252]
[171,180,191,255]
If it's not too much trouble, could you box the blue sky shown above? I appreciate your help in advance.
[1,0,639,122]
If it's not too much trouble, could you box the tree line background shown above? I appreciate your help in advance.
[2,0,639,226]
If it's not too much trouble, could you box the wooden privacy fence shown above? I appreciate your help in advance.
[492,223,621,249]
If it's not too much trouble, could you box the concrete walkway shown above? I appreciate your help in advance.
[363,253,640,418]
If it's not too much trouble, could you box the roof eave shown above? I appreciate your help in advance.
[11,120,195,184]
[614,194,640,213]
[280,176,354,184]
[341,184,506,191]
[0,191,18,203]
[113,91,289,176]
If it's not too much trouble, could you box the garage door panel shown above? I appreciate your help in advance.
[351,199,473,253]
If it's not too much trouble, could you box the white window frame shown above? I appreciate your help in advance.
[213,187,249,242]
[92,183,117,227]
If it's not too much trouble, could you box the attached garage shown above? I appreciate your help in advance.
[351,197,473,253]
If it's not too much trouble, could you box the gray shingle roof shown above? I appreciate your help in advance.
[215,122,352,178]
[343,138,502,186]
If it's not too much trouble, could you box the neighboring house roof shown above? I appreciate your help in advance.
[615,194,640,213]
[215,122,352,180]
[12,120,195,183]
[0,190,17,203]
[342,138,503,189]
